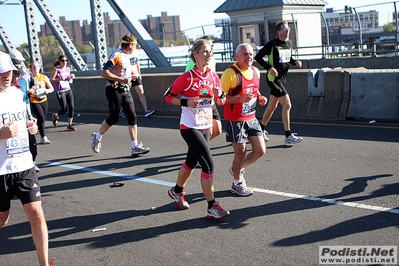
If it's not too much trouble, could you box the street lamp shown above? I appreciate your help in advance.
[88,41,95,52]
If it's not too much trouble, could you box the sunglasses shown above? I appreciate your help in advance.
[60,59,68,62]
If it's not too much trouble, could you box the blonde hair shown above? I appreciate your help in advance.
[189,39,211,62]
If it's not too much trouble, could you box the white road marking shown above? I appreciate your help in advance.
[47,161,399,215]
[253,188,399,215]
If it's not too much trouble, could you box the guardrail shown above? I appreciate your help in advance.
[46,69,399,122]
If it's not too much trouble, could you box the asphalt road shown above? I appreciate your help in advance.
[1,113,398,266]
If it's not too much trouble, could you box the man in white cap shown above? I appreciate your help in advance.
[0,51,54,266]
[9,49,40,172]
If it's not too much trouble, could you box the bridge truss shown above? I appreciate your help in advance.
[0,0,171,70]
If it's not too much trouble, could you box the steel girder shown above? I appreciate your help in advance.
[33,0,87,70]
[90,0,108,69]
[0,0,170,70]
[0,20,15,52]
[24,0,42,66]
[106,0,171,67]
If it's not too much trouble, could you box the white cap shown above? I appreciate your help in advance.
[9,49,25,61]
[0,51,18,74]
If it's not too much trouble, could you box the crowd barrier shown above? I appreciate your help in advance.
[46,67,399,123]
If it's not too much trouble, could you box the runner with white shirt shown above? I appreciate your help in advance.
[0,51,54,266]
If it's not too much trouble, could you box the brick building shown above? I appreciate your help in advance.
[38,12,182,47]
[39,16,82,45]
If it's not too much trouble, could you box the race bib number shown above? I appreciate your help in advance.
[279,49,291,63]
[194,107,212,126]
[2,101,30,157]
[59,80,70,89]
[6,131,29,156]
[194,98,213,126]
[36,81,46,99]
[242,97,257,116]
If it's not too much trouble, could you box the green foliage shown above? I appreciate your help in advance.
[153,39,189,47]
[39,35,63,57]
[15,43,30,61]
[383,23,395,33]
[72,40,93,54]
[17,36,95,58]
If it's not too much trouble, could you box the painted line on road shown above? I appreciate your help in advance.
[47,161,399,216]
[253,188,399,215]
[46,160,175,187]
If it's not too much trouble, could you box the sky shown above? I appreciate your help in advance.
[0,0,394,47]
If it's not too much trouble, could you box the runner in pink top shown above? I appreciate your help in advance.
[50,55,76,131]
[164,38,229,220]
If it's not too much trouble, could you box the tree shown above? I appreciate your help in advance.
[16,43,30,61]
[72,40,93,54]
[16,37,60,61]
[18,36,94,59]
[383,23,395,33]
[39,35,63,57]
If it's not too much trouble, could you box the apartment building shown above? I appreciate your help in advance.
[38,12,182,47]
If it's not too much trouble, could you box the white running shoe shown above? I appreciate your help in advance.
[231,182,254,197]
[284,133,303,145]
[263,129,269,142]
[91,133,101,153]
[41,136,50,144]
[131,142,150,156]
[229,166,247,187]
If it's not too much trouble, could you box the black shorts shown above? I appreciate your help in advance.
[225,118,263,143]
[131,76,143,87]
[267,79,288,98]
[0,168,41,212]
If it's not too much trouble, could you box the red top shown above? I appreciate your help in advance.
[223,65,260,121]
[165,67,221,129]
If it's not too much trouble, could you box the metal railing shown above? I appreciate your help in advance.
[137,40,399,69]
[138,47,235,68]
[291,41,399,59]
